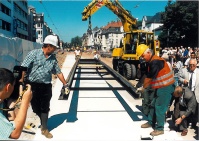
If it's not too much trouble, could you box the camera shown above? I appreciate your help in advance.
[10,66,28,100]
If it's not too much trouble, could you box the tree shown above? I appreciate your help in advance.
[71,36,82,47]
[159,1,198,47]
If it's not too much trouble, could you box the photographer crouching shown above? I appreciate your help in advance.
[0,68,32,139]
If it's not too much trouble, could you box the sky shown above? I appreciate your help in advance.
[28,0,169,43]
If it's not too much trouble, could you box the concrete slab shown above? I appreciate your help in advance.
[18,53,198,140]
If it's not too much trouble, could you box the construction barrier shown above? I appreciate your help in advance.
[0,35,41,71]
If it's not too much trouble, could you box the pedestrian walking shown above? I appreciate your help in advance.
[136,44,175,136]
[21,35,69,138]
[74,46,82,60]
[93,50,100,60]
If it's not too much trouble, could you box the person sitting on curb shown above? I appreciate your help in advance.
[173,86,197,136]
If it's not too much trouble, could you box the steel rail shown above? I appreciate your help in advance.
[58,59,139,100]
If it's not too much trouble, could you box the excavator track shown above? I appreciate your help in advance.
[58,58,139,100]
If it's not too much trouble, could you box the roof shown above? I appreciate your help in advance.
[147,12,162,24]
[103,21,122,29]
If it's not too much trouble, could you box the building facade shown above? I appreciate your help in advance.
[83,13,164,51]
[0,0,54,43]
[83,20,124,51]
[139,12,163,39]
[28,6,36,42]
[0,0,28,39]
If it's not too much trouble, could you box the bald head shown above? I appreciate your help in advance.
[189,59,197,71]
[173,86,183,97]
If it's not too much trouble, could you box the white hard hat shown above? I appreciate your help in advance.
[44,35,59,48]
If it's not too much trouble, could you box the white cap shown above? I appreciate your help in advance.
[44,35,59,48]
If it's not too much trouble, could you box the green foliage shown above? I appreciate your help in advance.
[159,1,198,47]
[71,36,82,47]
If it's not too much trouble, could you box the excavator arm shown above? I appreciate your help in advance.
[82,0,137,32]
[82,0,160,81]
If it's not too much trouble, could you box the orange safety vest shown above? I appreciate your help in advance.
[150,55,175,89]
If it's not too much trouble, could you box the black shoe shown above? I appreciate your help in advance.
[191,123,197,129]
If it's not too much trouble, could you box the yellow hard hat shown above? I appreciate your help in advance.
[136,44,149,57]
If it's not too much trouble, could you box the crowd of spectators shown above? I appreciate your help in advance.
[160,46,199,137]
[161,46,199,68]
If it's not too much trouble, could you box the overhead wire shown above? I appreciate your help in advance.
[39,0,63,41]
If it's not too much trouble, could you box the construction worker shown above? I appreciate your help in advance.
[21,35,69,138]
[136,44,175,136]
[93,50,100,60]
[74,46,82,60]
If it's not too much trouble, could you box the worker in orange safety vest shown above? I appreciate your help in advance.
[136,44,175,136]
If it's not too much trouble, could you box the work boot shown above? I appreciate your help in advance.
[141,122,152,128]
[41,129,53,138]
[150,130,164,136]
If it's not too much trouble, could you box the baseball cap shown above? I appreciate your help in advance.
[44,35,59,48]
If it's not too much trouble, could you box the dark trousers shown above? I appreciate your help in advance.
[173,101,197,130]
[30,82,52,114]
[142,86,155,116]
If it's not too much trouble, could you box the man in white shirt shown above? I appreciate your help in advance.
[184,52,196,67]
[74,47,82,60]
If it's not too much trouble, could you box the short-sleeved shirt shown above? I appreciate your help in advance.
[74,50,81,55]
[21,48,61,84]
[0,103,15,139]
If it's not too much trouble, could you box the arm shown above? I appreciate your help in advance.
[143,78,152,88]
[19,71,26,83]
[9,84,32,139]
[175,90,196,125]
[57,73,67,85]
[178,68,189,85]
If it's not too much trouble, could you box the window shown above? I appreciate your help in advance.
[0,20,11,31]
[37,23,40,28]
[0,20,2,29]
[14,2,27,19]
[17,20,20,28]
[1,3,11,16]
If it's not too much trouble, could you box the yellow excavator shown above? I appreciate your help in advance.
[82,0,160,80]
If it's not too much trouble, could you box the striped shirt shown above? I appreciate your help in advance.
[21,48,61,84]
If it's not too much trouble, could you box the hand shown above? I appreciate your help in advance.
[63,83,70,95]
[184,79,189,85]
[21,84,32,103]
[175,117,182,125]
[136,87,144,93]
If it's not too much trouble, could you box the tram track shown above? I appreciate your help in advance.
[58,58,140,100]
